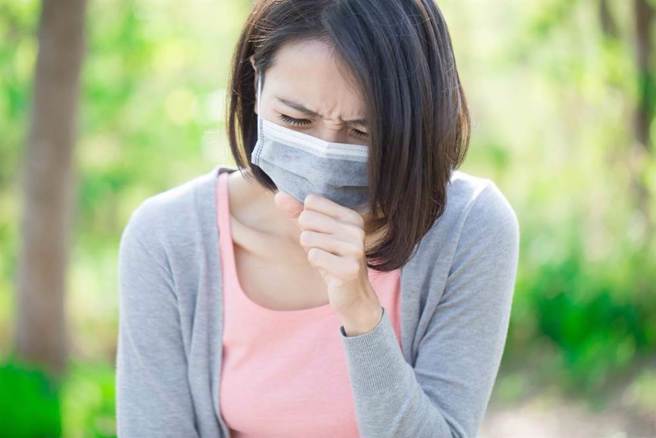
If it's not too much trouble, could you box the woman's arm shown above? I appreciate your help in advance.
[115,199,200,437]
[339,182,520,438]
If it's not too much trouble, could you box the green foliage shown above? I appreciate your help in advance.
[0,358,117,438]
[0,0,38,187]
[1,0,655,435]
[509,215,656,395]
[60,362,116,438]
[0,358,62,438]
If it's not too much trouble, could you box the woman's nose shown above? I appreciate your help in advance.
[315,123,347,144]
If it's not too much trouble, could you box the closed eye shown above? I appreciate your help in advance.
[279,113,369,140]
[351,128,369,139]
[279,114,311,126]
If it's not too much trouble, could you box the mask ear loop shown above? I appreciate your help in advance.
[257,71,263,141]
[251,70,264,165]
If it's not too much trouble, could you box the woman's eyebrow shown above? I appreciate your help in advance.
[276,96,367,125]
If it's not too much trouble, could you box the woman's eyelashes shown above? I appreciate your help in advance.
[279,113,311,127]
[278,113,369,139]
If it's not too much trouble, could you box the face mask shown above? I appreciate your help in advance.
[250,72,370,213]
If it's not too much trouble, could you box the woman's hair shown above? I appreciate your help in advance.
[225,0,470,271]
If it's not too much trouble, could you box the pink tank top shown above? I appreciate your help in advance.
[217,171,402,438]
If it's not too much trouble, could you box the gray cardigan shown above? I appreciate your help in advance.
[115,164,520,438]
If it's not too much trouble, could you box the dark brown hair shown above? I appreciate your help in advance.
[225,0,470,271]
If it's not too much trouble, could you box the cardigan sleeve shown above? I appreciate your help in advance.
[338,182,520,438]
[115,199,200,438]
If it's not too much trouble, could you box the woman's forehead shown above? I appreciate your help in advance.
[265,39,367,122]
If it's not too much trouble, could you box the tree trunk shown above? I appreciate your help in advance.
[599,0,618,39]
[14,0,87,378]
[634,0,655,151]
[630,0,654,236]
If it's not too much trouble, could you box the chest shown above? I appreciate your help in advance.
[232,242,331,311]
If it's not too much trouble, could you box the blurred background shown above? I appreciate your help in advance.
[0,0,655,437]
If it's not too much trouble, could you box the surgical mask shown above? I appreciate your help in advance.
[250,72,370,212]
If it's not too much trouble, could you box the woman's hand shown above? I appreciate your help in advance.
[274,191,383,335]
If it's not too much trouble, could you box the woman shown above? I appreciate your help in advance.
[116,1,520,437]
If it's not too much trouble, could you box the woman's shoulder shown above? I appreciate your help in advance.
[447,169,518,225]
[119,164,225,254]
[413,169,519,265]
[442,169,520,256]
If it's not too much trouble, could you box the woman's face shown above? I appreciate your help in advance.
[252,38,370,146]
